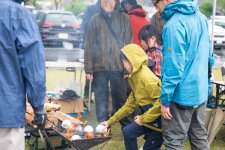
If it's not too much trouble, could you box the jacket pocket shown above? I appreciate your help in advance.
[139,104,162,129]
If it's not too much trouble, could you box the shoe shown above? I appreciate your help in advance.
[138,145,143,150]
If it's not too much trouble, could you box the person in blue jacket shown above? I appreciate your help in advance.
[152,0,214,149]
[0,0,46,149]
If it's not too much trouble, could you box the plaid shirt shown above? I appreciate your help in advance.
[146,47,163,78]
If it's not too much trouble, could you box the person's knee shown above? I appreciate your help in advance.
[123,126,133,139]
[123,126,129,136]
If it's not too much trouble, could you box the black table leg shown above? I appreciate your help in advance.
[216,84,220,108]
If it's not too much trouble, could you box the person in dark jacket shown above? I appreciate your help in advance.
[81,0,101,101]
[128,4,150,47]
[82,0,101,40]
[0,0,46,149]
[84,0,133,127]
[150,11,165,34]
[121,0,137,13]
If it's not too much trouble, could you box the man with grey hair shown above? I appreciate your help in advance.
[84,0,132,128]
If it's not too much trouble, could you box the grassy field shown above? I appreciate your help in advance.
[27,68,225,150]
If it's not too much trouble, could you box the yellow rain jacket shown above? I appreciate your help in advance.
[107,44,162,132]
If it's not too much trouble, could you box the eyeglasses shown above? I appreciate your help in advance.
[153,0,161,7]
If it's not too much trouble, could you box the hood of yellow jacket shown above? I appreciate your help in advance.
[121,44,148,76]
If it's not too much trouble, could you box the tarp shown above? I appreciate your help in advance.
[205,108,225,144]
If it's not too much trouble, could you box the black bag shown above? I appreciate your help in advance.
[59,90,79,100]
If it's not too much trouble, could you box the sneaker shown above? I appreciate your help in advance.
[138,145,143,150]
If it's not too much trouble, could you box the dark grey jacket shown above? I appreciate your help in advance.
[81,0,101,40]
[84,9,132,74]
[150,11,165,34]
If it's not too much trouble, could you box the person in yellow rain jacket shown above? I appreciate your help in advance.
[100,44,163,150]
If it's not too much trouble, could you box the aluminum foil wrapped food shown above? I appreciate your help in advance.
[62,119,72,129]
[71,135,82,140]
[96,124,107,133]
[84,125,93,133]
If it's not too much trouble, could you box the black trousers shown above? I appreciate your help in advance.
[93,71,132,127]
[123,122,163,150]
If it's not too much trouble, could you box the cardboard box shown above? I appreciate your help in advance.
[52,98,83,114]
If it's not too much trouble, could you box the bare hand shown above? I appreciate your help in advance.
[100,121,109,128]
[134,115,142,126]
[161,104,172,120]
[86,74,93,81]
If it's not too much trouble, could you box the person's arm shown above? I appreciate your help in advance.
[107,92,137,126]
[84,18,96,75]
[139,80,161,124]
[15,12,46,112]
[124,14,133,44]
[160,23,186,107]
[81,6,92,39]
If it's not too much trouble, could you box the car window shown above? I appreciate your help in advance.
[46,13,77,25]
[216,22,225,29]
[36,12,45,25]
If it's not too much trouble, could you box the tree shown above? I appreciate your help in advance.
[25,0,36,6]
[217,0,225,14]
[65,0,86,15]
[54,0,62,9]
[200,2,213,17]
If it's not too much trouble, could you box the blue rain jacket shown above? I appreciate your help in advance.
[0,1,46,127]
[160,0,214,106]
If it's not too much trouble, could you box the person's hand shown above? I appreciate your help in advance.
[86,74,93,81]
[100,121,109,128]
[123,74,129,79]
[161,104,172,120]
[32,110,47,129]
[134,115,142,126]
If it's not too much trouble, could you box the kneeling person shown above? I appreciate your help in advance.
[100,44,163,150]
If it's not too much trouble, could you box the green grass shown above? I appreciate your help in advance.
[27,68,225,150]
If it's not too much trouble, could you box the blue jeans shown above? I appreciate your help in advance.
[123,122,163,150]
[93,71,131,127]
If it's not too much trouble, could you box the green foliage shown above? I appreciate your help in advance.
[200,2,213,17]
[217,0,225,13]
[65,0,86,16]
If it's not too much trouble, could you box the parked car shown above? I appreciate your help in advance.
[208,23,225,50]
[213,15,225,20]
[35,10,84,62]
[35,10,82,49]
[209,19,225,29]
[77,12,84,25]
